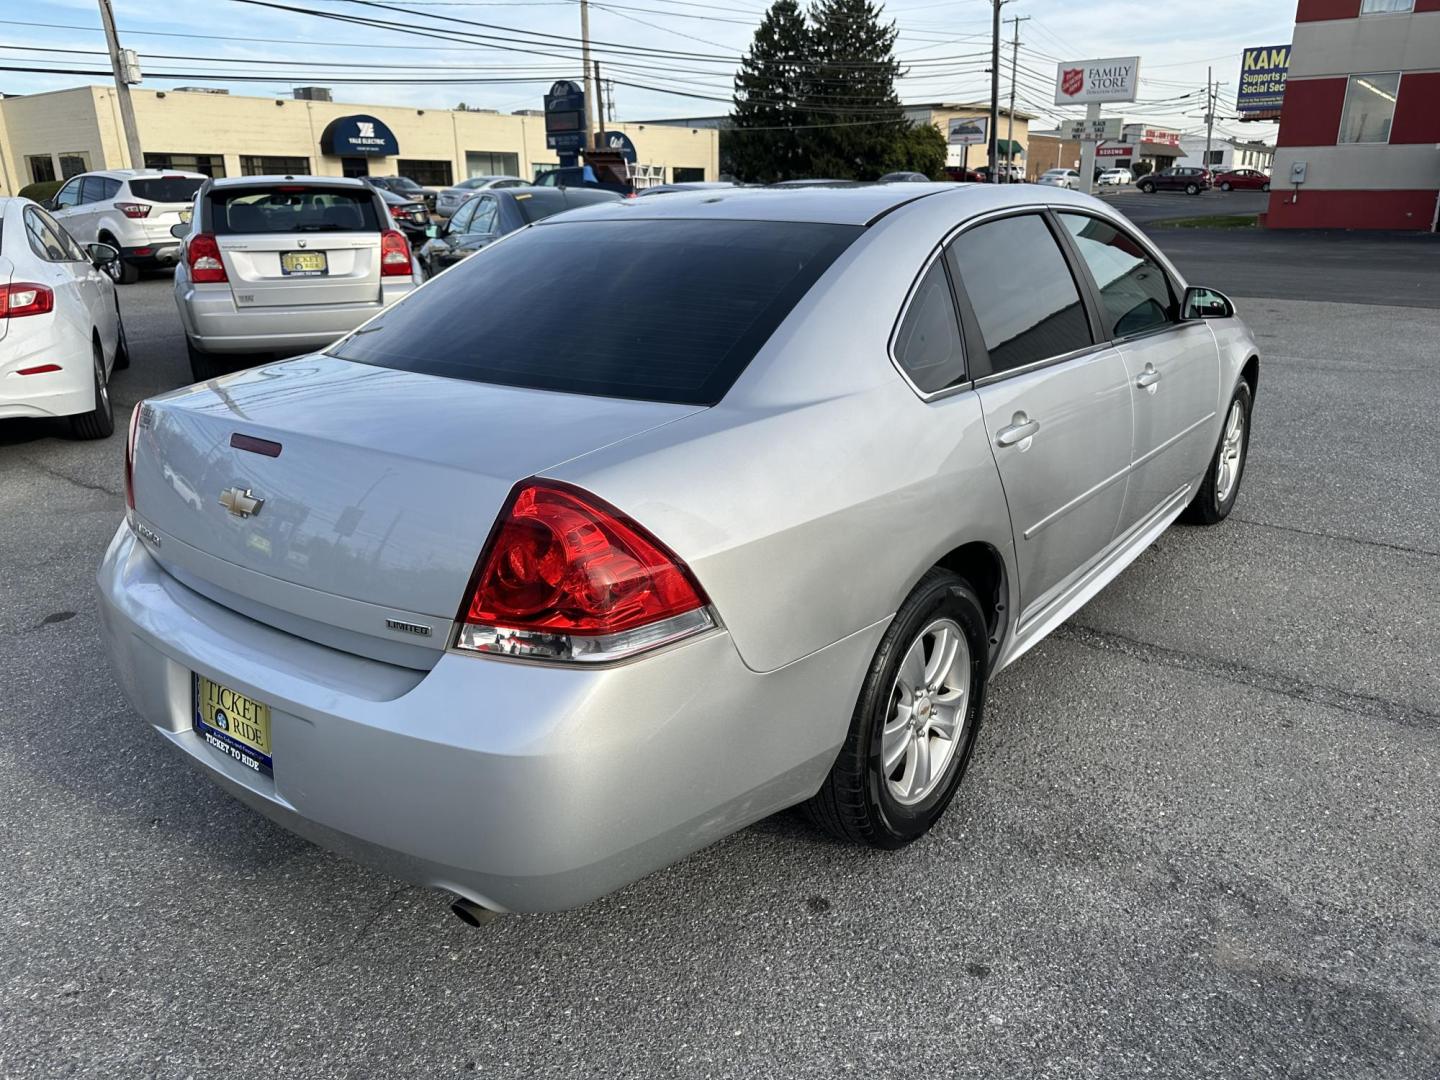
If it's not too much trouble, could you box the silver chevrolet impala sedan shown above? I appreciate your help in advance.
[98,184,1258,916]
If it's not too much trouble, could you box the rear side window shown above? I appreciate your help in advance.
[129,178,204,203]
[208,188,381,235]
[893,260,966,393]
[946,214,1091,374]
[1059,213,1176,338]
[332,218,859,406]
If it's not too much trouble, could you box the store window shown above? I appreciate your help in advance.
[1360,0,1412,13]
[673,167,705,183]
[1338,73,1400,144]
[57,153,90,179]
[26,155,56,184]
[398,159,453,186]
[1204,150,1225,165]
[465,151,519,178]
[143,152,227,178]
[240,155,311,177]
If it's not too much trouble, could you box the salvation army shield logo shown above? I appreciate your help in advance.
[1060,68,1085,98]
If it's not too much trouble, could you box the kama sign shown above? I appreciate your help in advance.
[318,114,400,157]
[1054,57,1141,105]
[947,116,988,146]
[1237,44,1290,116]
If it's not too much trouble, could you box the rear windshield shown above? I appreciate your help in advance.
[208,188,381,235]
[129,177,204,203]
[331,218,858,405]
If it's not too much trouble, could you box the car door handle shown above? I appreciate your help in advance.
[1135,365,1161,389]
[995,416,1040,447]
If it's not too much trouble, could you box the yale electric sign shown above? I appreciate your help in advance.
[1238,45,1291,116]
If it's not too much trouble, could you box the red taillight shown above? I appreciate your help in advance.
[380,229,411,276]
[17,364,62,375]
[116,201,151,219]
[124,403,143,511]
[456,481,712,661]
[187,233,227,283]
[0,282,54,318]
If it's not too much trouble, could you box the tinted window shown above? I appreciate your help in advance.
[893,260,965,393]
[449,198,477,233]
[515,190,581,224]
[24,208,74,261]
[1059,213,1176,338]
[332,218,858,406]
[53,179,82,209]
[466,197,499,235]
[79,176,106,204]
[946,214,1091,373]
[208,188,381,235]
[129,177,204,203]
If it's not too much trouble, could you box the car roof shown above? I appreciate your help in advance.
[77,169,208,181]
[207,174,371,190]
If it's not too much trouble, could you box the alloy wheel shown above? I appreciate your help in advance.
[1215,398,1246,503]
[94,346,109,411]
[881,618,971,806]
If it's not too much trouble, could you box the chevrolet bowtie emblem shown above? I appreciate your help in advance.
[220,487,264,518]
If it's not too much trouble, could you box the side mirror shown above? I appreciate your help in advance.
[87,242,120,267]
[170,222,189,239]
[44,197,59,211]
[1183,286,1234,320]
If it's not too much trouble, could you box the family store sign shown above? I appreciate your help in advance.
[1054,57,1141,105]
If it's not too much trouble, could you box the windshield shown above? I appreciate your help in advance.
[129,177,204,203]
[208,187,382,234]
[331,218,859,406]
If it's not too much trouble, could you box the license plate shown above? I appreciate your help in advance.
[180,209,192,224]
[280,251,328,277]
[194,675,273,773]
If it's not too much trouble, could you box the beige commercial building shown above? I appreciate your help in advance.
[902,102,1034,175]
[0,84,720,195]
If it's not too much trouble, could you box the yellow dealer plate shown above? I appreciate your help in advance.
[280,250,327,276]
[194,675,272,773]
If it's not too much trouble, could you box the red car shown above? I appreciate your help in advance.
[1214,168,1271,192]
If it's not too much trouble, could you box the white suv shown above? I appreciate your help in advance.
[47,170,206,284]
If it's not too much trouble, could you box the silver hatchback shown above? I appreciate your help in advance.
[171,176,418,380]
[102,184,1258,915]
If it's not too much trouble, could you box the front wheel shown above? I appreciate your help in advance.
[1261,182,1270,192]
[1220,182,1233,192]
[1181,381,1252,526]
[1185,183,1200,195]
[806,569,988,848]
[1139,182,1154,194]
[112,305,131,370]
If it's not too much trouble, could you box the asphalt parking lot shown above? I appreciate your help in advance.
[2,226,1438,1078]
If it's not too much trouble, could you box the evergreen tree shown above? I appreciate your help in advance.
[808,0,906,179]
[729,0,814,183]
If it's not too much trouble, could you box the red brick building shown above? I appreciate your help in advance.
[1267,0,1440,230]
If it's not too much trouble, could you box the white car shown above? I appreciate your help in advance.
[47,170,206,284]
[0,197,126,438]
[1036,168,1080,189]
[434,176,528,217]
[1098,168,1133,186]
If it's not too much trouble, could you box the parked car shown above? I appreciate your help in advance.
[1137,167,1212,195]
[1098,168,1133,186]
[47,169,206,284]
[972,163,1023,183]
[1037,168,1080,189]
[364,175,438,211]
[171,175,419,381]
[635,181,740,197]
[419,186,620,277]
[0,197,126,438]
[532,165,633,197]
[372,186,432,252]
[434,175,527,217]
[878,171,931,183]
[1213,168,1270,192]
[103,183,1257,916]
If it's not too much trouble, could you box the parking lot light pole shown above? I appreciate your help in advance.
[97,0,143,170]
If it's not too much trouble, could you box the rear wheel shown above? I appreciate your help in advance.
[100,236,140,284]
[187,338,227,383]
[1261,181,1270,192]
[69,341,115,440]
[1181,381,1252,526]
[806,569,988,848]
[1220,181,1233,192]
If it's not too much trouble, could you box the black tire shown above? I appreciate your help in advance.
[69,341,115,440]
[187,338,227,382]
[1139,182,1154,194]
[99,235,141,284]
[806,569,989,848]
[1181,380,1253,526]
[112,305,130,370]
[1185,182,1200,195]
[1261,182,1270,192]
[1220,182,1233,192]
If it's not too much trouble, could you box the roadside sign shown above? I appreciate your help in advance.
[1054,57,1140,105]
[601,130,638,163]
[1238,44,1290,118]
[1062,117,1123,142]
[1095,143,1132,157]
[947,116,988,146]
[543,79,586,153]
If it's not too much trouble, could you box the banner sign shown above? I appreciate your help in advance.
[1237,45,1290,116]
[947,116,988,146]
[1062,117,1124,142]
[1096,144,1132,157]
[1054,57,1140,105]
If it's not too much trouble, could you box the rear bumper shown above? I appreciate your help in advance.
[177,281,415,354]
[121,243,181,268]
[97,523,874,911]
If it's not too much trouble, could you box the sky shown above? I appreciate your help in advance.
[3,0,1298,144]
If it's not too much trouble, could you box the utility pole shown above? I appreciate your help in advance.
[594,59,606,144]
[1203,66,1216,174]
[988,0,1001,182]
[1004,14,1029,182]
[580,0,597,151]
[97,0,143,169]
